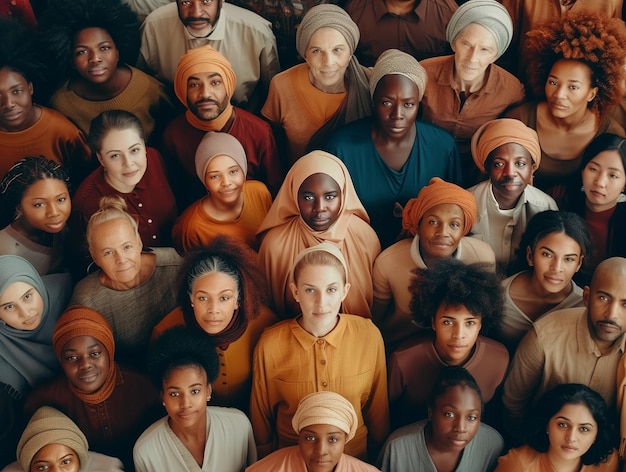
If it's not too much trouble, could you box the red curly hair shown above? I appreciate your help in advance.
[524,10,626,120]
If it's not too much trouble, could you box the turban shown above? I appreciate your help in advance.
[296,4,360,58]
[17,406,89,471]
[369,49,428,101]
[291,242,349,285]
[291,391,358,442]
[471,118,541,173]
[53,306,120,405]
[446,0,513,60]
[402,177,477,236]
[174,45,236,132]
[195,131,248,184]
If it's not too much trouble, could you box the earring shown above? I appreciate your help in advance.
[581,185,585,192]
[162,402,165,406]
[207,396,211,402]
[191,303,194,307]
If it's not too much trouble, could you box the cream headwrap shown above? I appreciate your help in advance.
[446,0,513,60]
[369,49,428,101]
[291,242,349,285]
[291,391,359,442]
[194,131,248,184]
[471,118,541,173]
[17,406,89,471]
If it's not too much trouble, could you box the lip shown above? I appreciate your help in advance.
[2,110,22,122]
[596,321,620,334]
[122,170,139,178]
[312,312,332,317]
[448,437,468,447]
[22,315,39,326]
[177,410,197,420]
[588,189,605,199]
[561,445,578,453]
[550,102,568,111]
[46,221,66,231]
[543,275,564,285]
[77,372,98,383]
[202,319,224,326]
[219,188,237,196]
[88,67,107,76]
[447,344,468,351]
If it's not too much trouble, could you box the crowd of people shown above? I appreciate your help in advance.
[2,0,626,470]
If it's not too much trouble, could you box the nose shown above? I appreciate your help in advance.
[550,257,563,272]
[594,172,608,188]
[180,392,192,408]
[114,250,127,265]
[453,416,468,433]
[0,93,14,109]
[312,197,325,213]
[191,1,204,16]
[314,439,329,456]
[554,83,568,99]
[467,46,479,62]
[502,161,517,177]
[77,355,92,371]
[46,202,61,218]
[88,48,101,63]
[452,323,465,340]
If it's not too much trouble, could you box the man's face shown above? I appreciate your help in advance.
[186,71,229,121]
[177,0,222,38]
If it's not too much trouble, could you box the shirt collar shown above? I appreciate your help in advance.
[289,315,347,349]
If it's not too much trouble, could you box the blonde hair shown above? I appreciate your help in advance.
[86,195,139,248]
[292,250,347,285]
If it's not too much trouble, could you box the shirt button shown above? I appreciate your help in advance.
[152,235,157,239]
[317,339,324,344]
[593,377,600,383]
[322,382,328,387]
[138,203,143,207]
[320,359,326,365]
[148,218,153,223]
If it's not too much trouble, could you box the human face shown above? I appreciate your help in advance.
[305,27,352,93]
[30,444,80,472]
[428,385,481,452]
[162,365,211,433]
[89,218,143,290]
[60,335,110,394]
[547,403,597,466]
[203,154,245,207]
[18,178,70,234]
[373,74,420,141]
[0,67,36,132]
[191,271,239,334]
[298,423,347,472]
[97,128,147,193]
[582,150,626,212]
[417,203,465,262]
[72,27,119,85]
[527,232,583,295]
[0,281,44,330]
[584,265,626,350]
[545,59,597,121]
[452,23,498,88]
[487,143,535,209]
[177,0,221,38]
[186,72,229,121]
[432,304,482,365]
[298,173,342,232]
[290,264,350,334]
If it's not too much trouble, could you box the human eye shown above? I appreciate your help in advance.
[450,221,460,229]
[35,465,50,471]
[103,249,113,256]
[191,388,201,394]
[169,391,180,397]
[33,202,45,208]
[428,219,438,225]
[210,78,222,86]
[65,355,77,362]
[305,435,316,441]
[23,292,32,302]
[109,153,120,159]
[610,173,621,179]
[219,295,230,301]
[492,161,504,168]
[327,286,337,293]
[444,411,455,418]
[131,146,142,154]
[12,88,23,94]
[61,458,73,465]
[382,100,391,106]
[74,48,87,57]
[442,319,453,326]
[325,193,336,200]
[203,0,213,4]
[565,256,576,263]
[2,303,14,311]
[404,102,414,108]
[302,194,314,201]
[599,294,609,301]
[466,320,476,326]
[541,251,552,258]
[197,295,208,302]
[305,288,316,294]
[328,436,339,443]
[229,168,239,175]
[101,45,111,51]
[515,160,527,167]
[58,196,67,203]
[580,426,591,433]
[468,415,478,421]
[548,80,558,86]
[124,244,134,251]
[90,350,101,358]
[569,85,579,90]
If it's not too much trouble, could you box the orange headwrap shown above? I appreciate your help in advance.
[53,306,120,405]
[401,177,477,236]
[174,45,237,132]
[471,118,541,173]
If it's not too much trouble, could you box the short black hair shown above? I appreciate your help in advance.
[428,366,483,411]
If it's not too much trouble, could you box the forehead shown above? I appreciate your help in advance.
[308,27,349,47]
[374,74,419,98]
[454,23,497,45]
[587,150,626,172]
[298,173,341,193]
[74,27,115,45]
[62,334,106,352]
[488,142,533,162]
[590,265,626,294]
[434,384,481,409]
[0,281,37,301]
[435,303,477,319]
[0,67,29,88]
[549,59,593,81]
[22,177,68,197]
[188,71,222,82]
[422,203,464,219]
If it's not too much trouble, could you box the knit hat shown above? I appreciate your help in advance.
[471,118,541,173]
[369,49,428,101]
[402,177,477,236]
[17,406,88,471]
[296,4,360,58]
[194,131,248,184]
[291,391,359,442]
[446,0,513,60]
[291,242,349,285]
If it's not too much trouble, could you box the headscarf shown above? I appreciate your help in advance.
[194,131,248,185]
[445,0,513,60]
[17,406,89,471]
[291,391,358,442]
[0,256,71,399]
[291,242,350,285]
[52,306,121,405]
[296,4,372,149]
[401,177,477,237]
[369,49,428,101]
[174,45,237,132]
[471,118,541,173]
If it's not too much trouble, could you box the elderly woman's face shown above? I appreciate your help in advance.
[298,423,347,472]
[97,128,148,194]
[305,27,351,93]
[190,271,239,335]
[60,335,110,394]
[417,203,465,260]
[451,23,498,87]
[428,385,481,452]
[30,443,80,472]
[373,74,420,140]
[545,59,597,120]
[547,403,597,464]
[0,281,44,330]
[72,27,119,85]
[89,218,143,290]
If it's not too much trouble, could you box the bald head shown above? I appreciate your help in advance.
[591,257,626,290]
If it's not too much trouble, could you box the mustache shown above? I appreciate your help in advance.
[598,320,620,328]
[193,98,219,106]
[183,16,211,26]
[495,176,519,185]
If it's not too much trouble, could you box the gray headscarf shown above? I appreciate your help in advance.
[369,49,428,101]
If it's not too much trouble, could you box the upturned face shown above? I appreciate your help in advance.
[0,67,36,132]
[417,203,465,261]
[190,271,239,334]
[546,403,597,466]
[162,365,211,433]
[203,154,245,207]
[30,444,80,472]
[186,72,229,121]
[544,59,597,121]
[582,150,626,212]
[452,23,498,87]
[305,27,351,93]
[298,423,347,472]
[97,128,148,193]
[0,281,44,330]
[297,173,342,232]
[177,0,222,38]
[18,178,71,235]
[60,335,110,394]
[584,266,626,350]
[373,74,420,141]
[431,304,482,365]
[527,232,583,295]
[72,27,119,85]
[487,143,535,209]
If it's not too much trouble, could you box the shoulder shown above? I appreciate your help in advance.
[523,186,558,208]
[328,117,372,142]
[257,319,296,342]
[340,314,383,338]
[233,107,272,131]
[497,445,541,469]
[534,307,586,331]
[375,239,412,264]
[151,247,184,266]
[386,419,428,445]
[143,2,178,26]
[40,107,82,133]
[134,416,168,448]
[208,406,253,430]
[421,55,452,72]
[222,3,272,31]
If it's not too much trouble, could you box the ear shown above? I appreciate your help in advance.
[526,246,534,267]
[431,316,436,331]
[289,282,299,303]
[583,285,590,309]
[341,283,351,301]
[588,86,599,103]
[575,255,583,273]
[206,384,212,401]
[427,406,433,420]
[27,81,34,97]
[96,152,105,167]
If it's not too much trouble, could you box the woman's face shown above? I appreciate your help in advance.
[452,23,498,87]
[545,59,597,121]
[203,154,245,207]
[0,281,44,330]
[373,74,420,141]
[527,231,583,295]
[305,27,352,93]
[162,365,211,432]
[298,173,342,232]
[30,443,80,472]
[547,402,597,465]
[0,67,36,132]
[431,304,482,365]
[18,178,71,234]
[72,27,119,85]
[298,423,347,472]
[190,271,239,335]
[428,385,481,452]
[60,335,110,394]
[582,149,626,212]
[97,128,148,194]
[89,218,143,290]
[417,203,465,260]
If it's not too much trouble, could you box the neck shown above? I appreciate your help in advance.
[203,193,244,220]
[168,411,207,442]
[527,270,572,302]
[73,65,128,100]
[546,448,582,472]
[11,217,53,246]
[585,199,617,213]
[298,314,339,337]
[491,184,522,211]
[308,68,346,94]
[385,0,417,15]
[453,69,487,95]
[103,171,135,193]
[547,104,595,132]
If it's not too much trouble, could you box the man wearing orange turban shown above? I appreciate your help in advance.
[162,45,283,209]
[467,118,557,272]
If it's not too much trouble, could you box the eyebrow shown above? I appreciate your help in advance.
[63,343,101,354]
[188,72,222,82]
[538,246,579,257]
[555,416,594,427]
[301,428,344,435]
[0,288,35,308]
[105,143,142,155]
[548,74,582,83]
[166,382,203,390]
[74,40,112,48]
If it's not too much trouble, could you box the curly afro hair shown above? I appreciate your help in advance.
[524,10,626,120]
[37,0,140,87]
[410,258,503,334]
